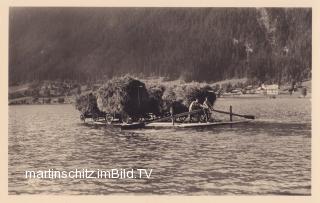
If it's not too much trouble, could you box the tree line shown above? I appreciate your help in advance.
[9,7,311,85]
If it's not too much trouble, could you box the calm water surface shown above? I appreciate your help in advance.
[8,98,311,195]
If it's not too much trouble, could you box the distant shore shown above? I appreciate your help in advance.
[9,90,310,106]
[9,78,311,105]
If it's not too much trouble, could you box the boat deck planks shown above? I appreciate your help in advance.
[145,120,250,128]
[87,120,250,129]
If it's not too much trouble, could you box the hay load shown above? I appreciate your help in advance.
[161,86,187,114]
[145,84,165,116]
[176,85,217,107]
[75,92,107,121]
[74,77,217,122]
[161,84,217,113]
[75,92,100,114]
[96,76,149,121]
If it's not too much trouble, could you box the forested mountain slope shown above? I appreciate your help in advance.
[9,7,311,85]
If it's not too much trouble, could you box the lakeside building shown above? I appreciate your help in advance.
[265,84,279,95]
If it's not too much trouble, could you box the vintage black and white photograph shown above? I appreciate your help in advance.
[8,7,311,195]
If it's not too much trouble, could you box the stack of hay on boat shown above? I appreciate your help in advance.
[75,92,101,115]
[145,84,166,116]
[166,84,217,108]
[96,76,149,121]
[74,76,216,121]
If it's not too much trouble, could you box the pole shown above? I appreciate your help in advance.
[230,105,233,128]
[138,87,140,106]
[170,106,175,126]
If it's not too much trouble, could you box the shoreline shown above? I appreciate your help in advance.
[9,78,311,105]
[8,93,311,106]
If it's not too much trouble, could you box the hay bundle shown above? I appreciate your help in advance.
[75,92,100,114]
[168,84,217,109]
[177,85,216,107]
[146,84,165,116]
[161,86,177,112]
[161,86,188,114]
[96,76,149,119]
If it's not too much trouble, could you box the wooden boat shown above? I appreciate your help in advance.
[89,120,250,130]
[83,106,254,130]
[120,122,145,130]
[85,120,145,129]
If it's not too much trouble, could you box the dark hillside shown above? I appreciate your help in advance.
[9,7,311,85]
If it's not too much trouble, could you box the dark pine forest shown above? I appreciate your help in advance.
[9,7,311,85]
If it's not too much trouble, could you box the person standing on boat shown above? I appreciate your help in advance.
[202,97,213,122]
[188,98,200,122]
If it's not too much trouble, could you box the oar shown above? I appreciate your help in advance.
[211,108,255,119]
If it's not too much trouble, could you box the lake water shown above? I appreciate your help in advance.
[8,97,311,195]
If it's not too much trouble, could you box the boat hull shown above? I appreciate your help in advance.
[86,120,250,129]
[145,120,250,129]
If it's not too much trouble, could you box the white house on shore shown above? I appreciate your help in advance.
[256,84,279,95]
[262,84,279,95]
